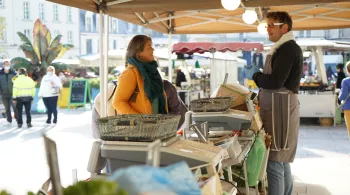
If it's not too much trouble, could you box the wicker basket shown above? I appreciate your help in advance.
[97,114,180,142]
[319,117,333,127]
[190,97,235,112]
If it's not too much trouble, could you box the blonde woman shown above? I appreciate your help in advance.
[38,66,62,124]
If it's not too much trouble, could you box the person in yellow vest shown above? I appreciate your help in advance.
[12,68,36,128]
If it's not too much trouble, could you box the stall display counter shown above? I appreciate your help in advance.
[298,91,337,126]
[87,136,226,176]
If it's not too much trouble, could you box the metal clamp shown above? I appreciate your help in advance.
[146,139,161,167]
[190,124,207,143]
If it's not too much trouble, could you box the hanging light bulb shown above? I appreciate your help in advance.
[242,9,258,24]
[257,21,268,35]
[221,0,241,11]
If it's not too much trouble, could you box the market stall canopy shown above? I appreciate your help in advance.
[173,42,264,54]
[264,39,350,51]
[79,48,179,67]
[47,0,350,34]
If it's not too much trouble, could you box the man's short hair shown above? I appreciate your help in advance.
[18,68,27,75]
[266,11,293,32]
[336,63,344,70]
[3,61,9,65]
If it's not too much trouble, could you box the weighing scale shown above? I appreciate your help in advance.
[87,136,226,176]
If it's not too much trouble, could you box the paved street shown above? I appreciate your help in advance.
[0,110,349,194]
[292,125,350,195]
[0,109,94,194]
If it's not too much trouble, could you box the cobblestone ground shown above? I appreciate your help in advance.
[0,110,349,195]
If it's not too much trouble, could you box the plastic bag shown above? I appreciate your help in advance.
[108,161,201,195]
[216,134,242,166]
[246,136,266,186]
[37,98,46,113]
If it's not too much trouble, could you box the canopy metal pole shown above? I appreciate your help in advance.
[312,46,327,85]
[209,51,215,97]
[99,10,106,117]
[102,14,110,117]
[168,32,172,83]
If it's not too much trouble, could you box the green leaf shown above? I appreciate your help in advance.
[0,190,12,195]
[11,57,32,71]
[41,60,49,69]
[17,32,32,46]
[50,35,62,48]
[17,32,39,65]
[46,44,62,65]
[0,17,5,43]
[63,180,123,195]
[33,19,49,63]
[51,62,69,71]
[19,44,38,65]
[57,44,74,58]
[39,24,50,63]
[46,30,51,46]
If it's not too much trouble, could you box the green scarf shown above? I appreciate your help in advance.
[127,57,167,114]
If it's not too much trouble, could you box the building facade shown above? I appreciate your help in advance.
[0,0,80,59]
[79,10,180,56]
[0,1,348,60]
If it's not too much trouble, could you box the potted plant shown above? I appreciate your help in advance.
[11,19,73,112]
[89,75,118,101]
[57,75,73,108]
[89,78,100,100]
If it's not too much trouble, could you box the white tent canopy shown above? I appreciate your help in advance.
[79,49,126,67]
[210,58,246,92]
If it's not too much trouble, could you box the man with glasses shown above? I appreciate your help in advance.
[253,12,303,195]
[0,61,18,125]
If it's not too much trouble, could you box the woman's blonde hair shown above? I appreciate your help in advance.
[346,61,350,73]
[47,66,56,74]
[125,35,152,68]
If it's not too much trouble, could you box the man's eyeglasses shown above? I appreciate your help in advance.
[265,23,284,28]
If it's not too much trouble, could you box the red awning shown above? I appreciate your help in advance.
[172,42,264,54]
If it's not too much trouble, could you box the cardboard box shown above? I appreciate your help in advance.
[192,163,223,195]
[212,84,252,108]
[201,173,223,195]
[250,111,263,132]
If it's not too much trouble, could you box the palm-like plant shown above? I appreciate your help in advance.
[11,19,73,80]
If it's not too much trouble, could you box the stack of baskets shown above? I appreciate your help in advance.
[97,114,180,142]
[190,97,235,112]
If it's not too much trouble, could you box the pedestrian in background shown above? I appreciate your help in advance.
[336,63,346,105]
[338,61,350,140]
[0,61,18,125]
[38,66,62,125]
[175,68,187,104]
[12,68,36,128]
